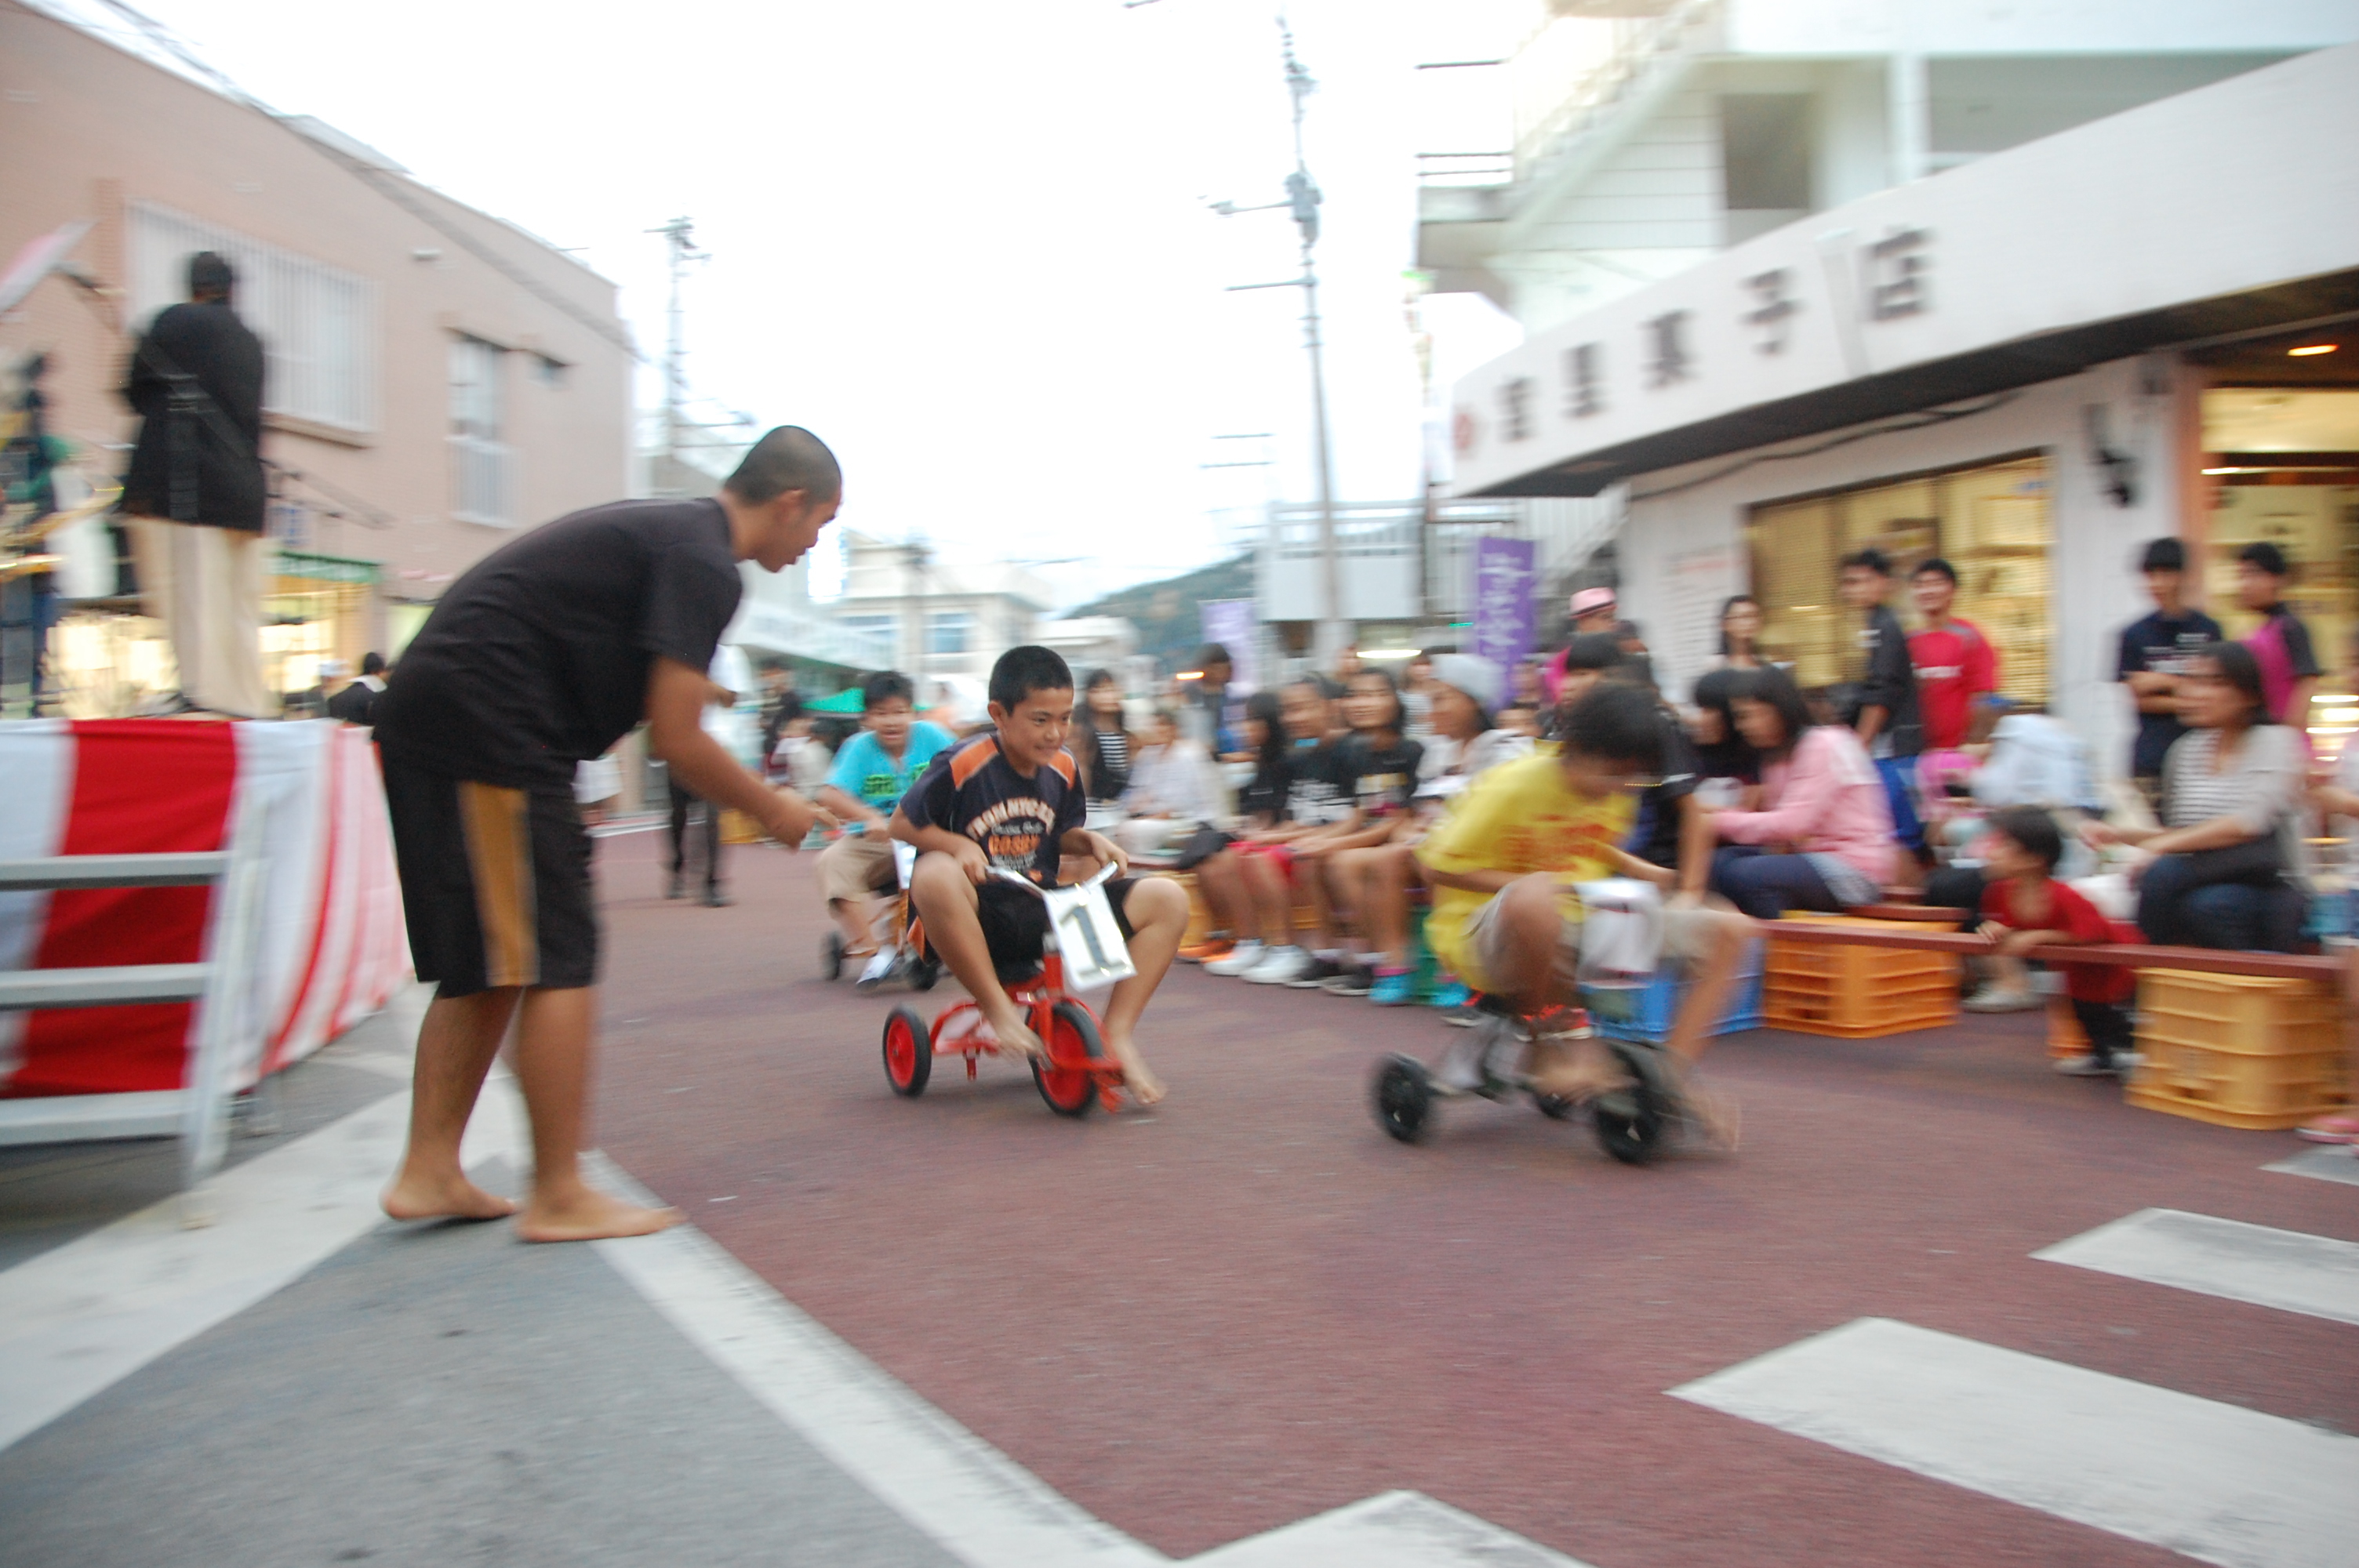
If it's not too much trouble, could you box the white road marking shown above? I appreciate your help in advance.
[0,1070,1579,1566]
[2036,1208,2359,1327]
[0,1080,523,1454]
[1185,1491,1590,1567]
[2269,1144,2359,1188]
[1671,1316,2359,1568]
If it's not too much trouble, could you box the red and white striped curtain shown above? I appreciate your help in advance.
[0,719,411,1098]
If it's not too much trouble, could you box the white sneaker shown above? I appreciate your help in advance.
[1205,941,1266,978]
[1964,985,2041,1013]
[1245,946,1312,984]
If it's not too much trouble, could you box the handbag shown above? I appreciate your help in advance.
[2168,835,2284,888]
[1169,824,1231,871]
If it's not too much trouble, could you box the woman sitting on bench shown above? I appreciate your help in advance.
[1703,666,1898,920]
[2081,641,2306,953]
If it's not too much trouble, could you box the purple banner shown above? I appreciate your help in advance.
[1472,537,1536,673]
[1198,598,1258,693]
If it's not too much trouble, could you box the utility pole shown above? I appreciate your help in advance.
[1219,15,1347,669]
[648,216,704,488]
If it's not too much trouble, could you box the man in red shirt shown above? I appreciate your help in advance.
[1907,557,1998,751]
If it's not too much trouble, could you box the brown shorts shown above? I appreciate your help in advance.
[817,829,900,904]
[1459,887,1736,996]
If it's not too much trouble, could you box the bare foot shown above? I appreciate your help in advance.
[515,1185,682,1243]
[980,1007,1045,1062]
[1102,1032,1165,1107]
[381,1170,517,1223]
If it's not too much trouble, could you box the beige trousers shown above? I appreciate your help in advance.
[129,516,271,717]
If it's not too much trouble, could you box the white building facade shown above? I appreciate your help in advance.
[1445,42,2359,778]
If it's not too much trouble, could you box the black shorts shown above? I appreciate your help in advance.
[927,877,1140,982]
[381,755,598,996]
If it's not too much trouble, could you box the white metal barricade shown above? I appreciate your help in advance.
[0,787,267,1202]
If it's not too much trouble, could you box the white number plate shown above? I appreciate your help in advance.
[1040,880,1136,989]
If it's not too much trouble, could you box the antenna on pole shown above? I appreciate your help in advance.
[647,216,706,482]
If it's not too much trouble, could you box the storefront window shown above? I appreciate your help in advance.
[2200,390,2359,750]
[1746,454,2052,706]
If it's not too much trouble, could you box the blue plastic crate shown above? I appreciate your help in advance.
[1594,941,1766,1045]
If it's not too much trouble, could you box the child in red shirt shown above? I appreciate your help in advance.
[1976,806,2140,1077]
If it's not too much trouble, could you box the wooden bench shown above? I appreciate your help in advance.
[1755,917,2343,983]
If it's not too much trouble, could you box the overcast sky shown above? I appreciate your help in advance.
[75,0,1530,608]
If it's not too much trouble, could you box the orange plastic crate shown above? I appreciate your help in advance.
[2126,971,2350,1130]
[1761,915,1961,1038]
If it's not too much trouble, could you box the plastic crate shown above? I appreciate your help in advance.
[2126,971,2350,1130]
[1595,941,1765,1044]
[1762,914,1961,1038]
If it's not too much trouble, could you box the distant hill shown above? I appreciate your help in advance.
[1067,554,1256,674]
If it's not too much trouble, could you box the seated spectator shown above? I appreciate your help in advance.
[1687,666,1761,807]
[1202,682,1343,979]
[1705,666,1896,920]
[2081,641,2306,953]
[1072,667,1134,824]
[1114,707,1227,859]
[1976,806,2141,1078]
[1327,653,1522,1004]
[2303,650,2359,1145]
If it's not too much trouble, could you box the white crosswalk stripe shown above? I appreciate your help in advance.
[2035,1207,2359,1327]
[1671,1202,2359,1568]
[1670,1317,2357,1568]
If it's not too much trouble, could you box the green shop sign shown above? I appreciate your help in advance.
[272,550,380,586]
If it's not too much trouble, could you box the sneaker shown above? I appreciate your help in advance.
[1439,1001,1485,1028]
[1320,962,1374,997]
[1180,936,1234,964]
[2054,1054,2120,1077]
[1964,985,2041,1013]
[1427,981,1470,1011]
[1369,969,1416,1006]
[1285,956,1348,989]
[1244,946,1313,985]
[1205,941,1266,977]
[2295,1112,2359,1145]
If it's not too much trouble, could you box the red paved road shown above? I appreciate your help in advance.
[591,829,2357,1566]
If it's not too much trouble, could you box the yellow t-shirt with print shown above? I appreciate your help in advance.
[1419,751,1634,985]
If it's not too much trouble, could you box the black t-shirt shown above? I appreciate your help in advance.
[1282,740,1354,828]
[1235,754,1290,826]
[900,733,1084,885]
[374,498,742,788]
[1628,709,1700,869]
[1856,604,1922,758]
[2114,607,2223,778]
[1333,734,1424,821]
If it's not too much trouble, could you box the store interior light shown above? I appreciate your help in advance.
[1356,648,1424,659]
[2316,693,2359,704]
[2323,708,2359,724]
[2287,343,2339,357]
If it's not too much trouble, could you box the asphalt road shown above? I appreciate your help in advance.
[589,827,2359,1566]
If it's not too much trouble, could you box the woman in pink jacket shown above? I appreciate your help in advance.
[1706,667,1897,919]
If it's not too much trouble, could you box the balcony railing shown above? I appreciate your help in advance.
[1415,0,1720,193]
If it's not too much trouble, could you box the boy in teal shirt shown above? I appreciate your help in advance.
[816,671,955,958]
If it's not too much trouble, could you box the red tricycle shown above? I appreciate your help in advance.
[879,865,1129,1117]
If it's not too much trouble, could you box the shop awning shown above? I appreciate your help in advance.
[1449,45,2359,499]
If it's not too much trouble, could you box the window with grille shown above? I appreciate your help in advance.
[127,201,378,434]
[449,336,511,525]
[1745,455,2052,707]
[841,615,900,663]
